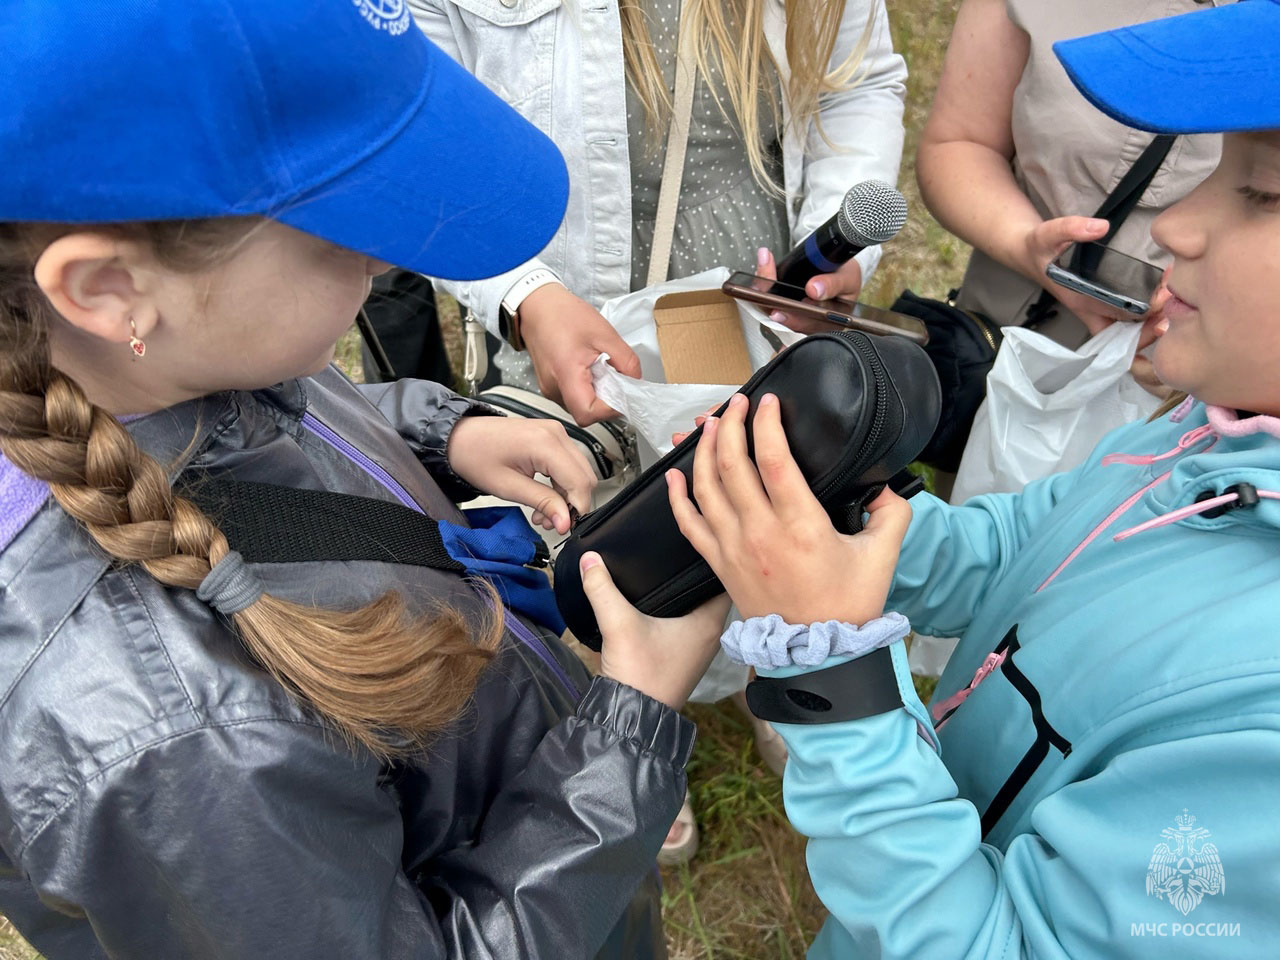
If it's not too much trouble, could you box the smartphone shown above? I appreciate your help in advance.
[721,271,929,344]
[1045,241,1164,316]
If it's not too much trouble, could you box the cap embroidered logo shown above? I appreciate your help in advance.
[353,0,412,34]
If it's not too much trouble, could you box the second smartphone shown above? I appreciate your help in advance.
[721,271,929,344]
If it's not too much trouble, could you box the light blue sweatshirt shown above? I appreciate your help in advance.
[733,401,1280,958]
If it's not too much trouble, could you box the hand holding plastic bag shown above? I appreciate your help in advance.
[589,267,803,461]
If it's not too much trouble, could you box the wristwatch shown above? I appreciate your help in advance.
[498,267,563,351]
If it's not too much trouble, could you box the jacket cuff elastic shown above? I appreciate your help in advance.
[576,676,697,768]
[428,401,502,502]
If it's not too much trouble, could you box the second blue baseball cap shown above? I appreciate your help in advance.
[0,0,568,281]
[1054,0,1280,135]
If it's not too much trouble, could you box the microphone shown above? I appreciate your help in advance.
[775,180,908,289]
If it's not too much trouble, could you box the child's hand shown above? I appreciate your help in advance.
[667,392,911,626]
[580,552,731,710]
[448,416,597,534]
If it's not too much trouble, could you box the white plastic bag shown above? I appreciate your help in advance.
[590,267,804,463]
[952,321,1161,502]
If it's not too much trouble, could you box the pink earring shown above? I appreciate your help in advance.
[128,319,146,360]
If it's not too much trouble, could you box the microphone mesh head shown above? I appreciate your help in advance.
[836,180,908,246]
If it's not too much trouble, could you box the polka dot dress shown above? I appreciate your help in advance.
[625,0,790,291]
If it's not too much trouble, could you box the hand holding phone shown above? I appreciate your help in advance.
[1045,241,1164,316]
[721,271,929,344]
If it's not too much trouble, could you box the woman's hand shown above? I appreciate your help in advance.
[518,284,643,426]
[448,415,597,534]
[581,552,731,710]
[755,247,864,335]
[666,392,911,625]
[1019,215,1137,336]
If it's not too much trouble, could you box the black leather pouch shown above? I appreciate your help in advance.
[553,330,941,650]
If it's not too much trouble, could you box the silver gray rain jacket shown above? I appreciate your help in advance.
[0,367,687,959]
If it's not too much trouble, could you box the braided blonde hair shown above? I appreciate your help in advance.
[621,0,877,193]
[0,220,499,758]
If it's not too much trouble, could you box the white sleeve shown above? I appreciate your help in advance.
[793,0,907,284]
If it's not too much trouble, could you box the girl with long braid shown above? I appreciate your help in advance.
[0,2,727,957]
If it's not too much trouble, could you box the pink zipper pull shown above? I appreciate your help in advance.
[930,650,1008,724]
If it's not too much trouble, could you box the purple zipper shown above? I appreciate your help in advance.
[502,609,582,700]
[301,412,424,514]
[301,410,581,700]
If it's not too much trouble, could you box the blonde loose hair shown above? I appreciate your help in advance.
[620,0,876,193]
[0,219,499,758]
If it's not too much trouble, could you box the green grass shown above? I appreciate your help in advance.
[660,670,940,959]
[0,917,37,960]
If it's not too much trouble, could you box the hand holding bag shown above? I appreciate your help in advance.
[553,329,942,649]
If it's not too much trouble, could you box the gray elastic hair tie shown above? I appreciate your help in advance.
[196,550,264,615]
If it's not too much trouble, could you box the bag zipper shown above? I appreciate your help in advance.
[962,308,1000,353]
[814,332,888,501]
[481,393,616,479]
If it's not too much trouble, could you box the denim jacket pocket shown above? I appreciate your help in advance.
[449,0,561,110]
[451,0,560,26]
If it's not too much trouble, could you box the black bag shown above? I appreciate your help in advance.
[553,329,942,650]
[904,133,1178,474]
[892,290,1001,474]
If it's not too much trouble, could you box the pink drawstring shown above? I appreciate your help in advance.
[1114,486,1280,542]
[931,649,1008,726]
[1039,403,1275,589]
[1101,424,1215,467]
[1036,472,1171,592]
[943,401,1274,731]
[938,400,1274,730]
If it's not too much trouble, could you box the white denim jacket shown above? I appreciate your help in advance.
[408,0,907,336]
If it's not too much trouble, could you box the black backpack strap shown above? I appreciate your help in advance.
[1094,134,1178,240]
[1024,134,1177,329]
[184,478,466,571]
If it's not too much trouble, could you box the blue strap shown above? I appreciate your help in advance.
[439,507,566,635]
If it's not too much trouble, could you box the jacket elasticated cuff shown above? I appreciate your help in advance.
[722,612,911,670]
[429,401,503,501]
[576,676,697,768]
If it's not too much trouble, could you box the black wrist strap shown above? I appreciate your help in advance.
[745,646,903,725]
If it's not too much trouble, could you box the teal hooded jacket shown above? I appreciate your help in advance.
[750,400,1280,958]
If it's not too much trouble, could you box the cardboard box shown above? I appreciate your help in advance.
[653,289,754,385]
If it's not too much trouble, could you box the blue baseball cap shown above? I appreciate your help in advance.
[1055,0,1280,135]
[0,0,568,281]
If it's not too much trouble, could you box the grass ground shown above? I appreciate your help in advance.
[0,917,33,960]
[0,3,962,957]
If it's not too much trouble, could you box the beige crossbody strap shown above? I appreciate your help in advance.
[646,0,696,289]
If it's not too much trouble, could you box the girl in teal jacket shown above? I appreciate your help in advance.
[579,2,1280,956]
